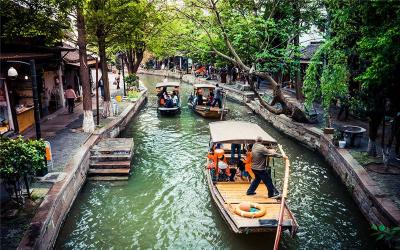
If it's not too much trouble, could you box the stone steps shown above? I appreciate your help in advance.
[88,168,130,175]
[89,138,134,180]
[89,161,131,169]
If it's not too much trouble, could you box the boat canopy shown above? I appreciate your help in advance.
[156,82,180,88]
[209,121,277,144]
[193,83,215,89]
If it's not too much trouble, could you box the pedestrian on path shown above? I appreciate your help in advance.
[64,85,77,113]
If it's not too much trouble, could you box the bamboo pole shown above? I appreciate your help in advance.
[273,144,290,250]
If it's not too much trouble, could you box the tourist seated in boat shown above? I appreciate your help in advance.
[241,144,254,180]
[230,143,241,164]
[174,86,180,97]
[217,155,232,181]
[157,87,167,106]
[165,94,173,108]
[197,88,204,105]
[206,91,214,106]
[211,84,223,108]
[172,91,179,106]
[246,136,281,198]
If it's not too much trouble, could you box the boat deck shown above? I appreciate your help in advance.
[208,172,297,234]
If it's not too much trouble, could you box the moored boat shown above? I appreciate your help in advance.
[156,81,181,116]
[205,121,298,248]
[188,83,228,119]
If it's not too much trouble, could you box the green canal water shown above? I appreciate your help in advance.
[56,75,375,249]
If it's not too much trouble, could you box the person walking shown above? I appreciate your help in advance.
[64,85,77,113]
[115,73,121,89]
[246,136,280,198]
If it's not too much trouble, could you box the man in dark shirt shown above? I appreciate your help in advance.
[246,136,280,198]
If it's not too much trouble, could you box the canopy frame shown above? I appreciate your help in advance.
[209,121,277,144]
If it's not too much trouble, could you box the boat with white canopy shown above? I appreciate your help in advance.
[156,81,181,116]
[188,83,228,119]
[205,121,298,248]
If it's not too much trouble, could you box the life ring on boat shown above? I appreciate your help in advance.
[234,202,266,218]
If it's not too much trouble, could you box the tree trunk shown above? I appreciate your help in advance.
[132,49,144,73]
[208,0,309,123]
[126,48,135,74]
[96,25,111,117]
[77,7,95,132]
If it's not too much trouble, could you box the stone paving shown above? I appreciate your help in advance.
[23,72,124,172]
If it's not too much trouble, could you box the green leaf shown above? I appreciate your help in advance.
[379,225,386,232]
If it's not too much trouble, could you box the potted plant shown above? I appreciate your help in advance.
[0,137,46,204]
[124,73,139,91]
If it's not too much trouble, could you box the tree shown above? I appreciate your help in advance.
[86,0,117,117]
[175,0,322,122]
[77,4,95,132]
[303,0,400,156]
[109,0,176,74]
[0,0,69,45]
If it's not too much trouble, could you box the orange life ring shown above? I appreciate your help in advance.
[234,202,266,218]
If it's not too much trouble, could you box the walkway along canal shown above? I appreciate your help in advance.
[56,75,375,249]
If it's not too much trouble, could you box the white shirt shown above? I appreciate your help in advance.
[172,95,178,104]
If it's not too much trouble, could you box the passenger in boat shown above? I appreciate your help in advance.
[211,84,223,108]
[217,155,231,181]
[174,86,180,97]
[207,91,214,106]
[165,94,173,108]
[241,144,255,180]
[157,87,167,106]
[172,91,179,106]
[230,143,241,164]
[246,137,280,198]
[197,88,204,105]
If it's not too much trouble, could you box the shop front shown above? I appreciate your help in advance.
[1,54,65,134]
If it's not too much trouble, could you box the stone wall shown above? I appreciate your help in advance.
[251,100,400,227]
[17,89,148,250]
[141,70,400,227]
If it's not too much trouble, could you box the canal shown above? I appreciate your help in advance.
[56,74,374,249]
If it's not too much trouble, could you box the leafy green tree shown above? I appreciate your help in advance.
[175,0,323,122]
[0,0,69,45]
[304,0,400,155]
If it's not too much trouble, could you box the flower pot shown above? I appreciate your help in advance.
[338,140,346,149]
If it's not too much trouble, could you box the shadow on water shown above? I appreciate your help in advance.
[55,74,375,249]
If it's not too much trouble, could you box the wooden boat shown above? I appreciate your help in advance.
[205,121,298,248]
[188,83,228,119]
[156,81,181,116]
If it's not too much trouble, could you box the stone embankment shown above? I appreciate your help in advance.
[17,89,147,250]
[142,70,400,228]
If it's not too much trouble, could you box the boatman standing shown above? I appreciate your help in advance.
[246,136,281,199]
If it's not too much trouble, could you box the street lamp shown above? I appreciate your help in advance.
[7,60,41,139]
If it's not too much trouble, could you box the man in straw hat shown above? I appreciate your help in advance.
[246,136,281,198]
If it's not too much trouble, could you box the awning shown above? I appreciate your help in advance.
[0,52,55,61]
[209,121,277,144]
[155,82,180,88]
[194,83,215,89]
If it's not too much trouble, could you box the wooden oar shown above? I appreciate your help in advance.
[273,145,290,250]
